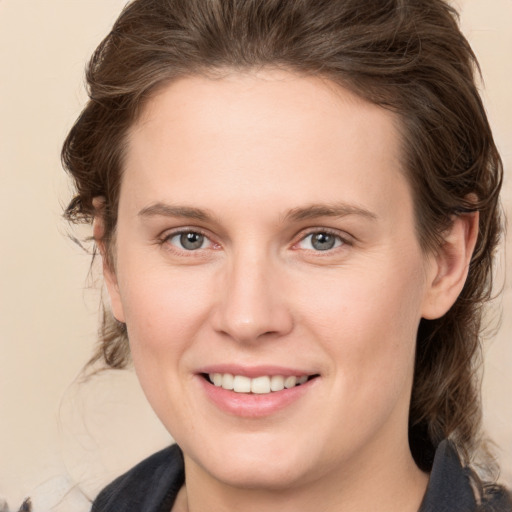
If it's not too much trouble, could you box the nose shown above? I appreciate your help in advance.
[211,250,294,344]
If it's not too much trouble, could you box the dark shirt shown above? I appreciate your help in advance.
[91,440,511,512]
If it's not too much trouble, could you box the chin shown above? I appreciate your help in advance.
[209,457,310,491]
[184,433,319,491]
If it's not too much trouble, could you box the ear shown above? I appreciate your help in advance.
[92,197,126,323]
[421,211,479,320]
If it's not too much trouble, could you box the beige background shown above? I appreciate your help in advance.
[0,0,511,510]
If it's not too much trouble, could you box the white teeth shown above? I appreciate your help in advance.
[284,376,297,389]
[233,375,251,393]
[251,376,271,394]
[221,373,234,390]
[270,375,285,392]
[208,373,311,394]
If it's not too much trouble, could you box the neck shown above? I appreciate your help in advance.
[175,440,429,512]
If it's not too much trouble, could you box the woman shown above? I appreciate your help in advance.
[61,0,510,510]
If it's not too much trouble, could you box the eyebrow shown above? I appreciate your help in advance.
[138,203,214,222]
[138,201,378,223]
[283,203,378,222]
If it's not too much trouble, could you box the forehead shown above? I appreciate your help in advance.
[134,69,401,158]
[122,69,409,225]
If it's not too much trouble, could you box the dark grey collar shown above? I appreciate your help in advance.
[91,444,184,512]
[92,439,511,512]
[418,439,476,512]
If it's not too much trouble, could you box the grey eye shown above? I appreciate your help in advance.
[310,233,337,251]
[179,232,205,250]
[297,232,343,251]
[167,231,209,250]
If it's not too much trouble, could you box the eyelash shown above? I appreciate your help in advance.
[160,228,217,253]
[159,227,351,254]
[293,229,351,253]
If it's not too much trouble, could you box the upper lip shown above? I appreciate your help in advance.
[196,364,318,378]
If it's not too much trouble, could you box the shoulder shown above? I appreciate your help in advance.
[420,440,511,512]
[92,444,185,512]
[479,483,512,512]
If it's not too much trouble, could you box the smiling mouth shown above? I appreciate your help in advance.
[202,373,319,394]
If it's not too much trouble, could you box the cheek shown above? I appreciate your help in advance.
[115,256,217,385]
[296,256,426,399]
[116,264,217,428]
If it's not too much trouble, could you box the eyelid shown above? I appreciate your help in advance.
[157,225,353,253]
[292,227,353,250]
[160,227,220,252]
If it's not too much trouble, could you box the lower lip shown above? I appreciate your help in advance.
[198,376,317,418]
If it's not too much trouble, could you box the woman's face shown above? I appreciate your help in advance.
[105,69,437,489]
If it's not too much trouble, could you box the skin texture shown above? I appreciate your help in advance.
[96,69,478,512]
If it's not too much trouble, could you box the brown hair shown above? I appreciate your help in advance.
[62,0,503,478]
